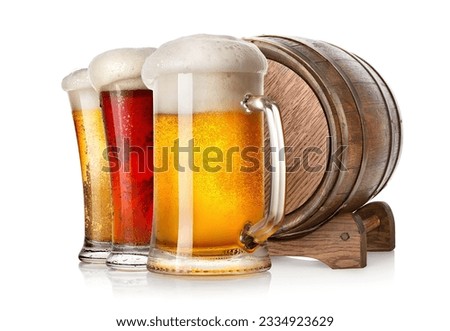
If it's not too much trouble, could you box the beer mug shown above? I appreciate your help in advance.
[89,48,156,270]
[62,69,113,263]
[142,35,286,275]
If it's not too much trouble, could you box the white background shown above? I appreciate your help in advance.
[1,0,449,330]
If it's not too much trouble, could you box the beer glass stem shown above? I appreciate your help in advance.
[240,94,286,250]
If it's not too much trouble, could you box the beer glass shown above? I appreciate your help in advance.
[62,68,113,263]
[142,35,286,275]
[89,48,156,270]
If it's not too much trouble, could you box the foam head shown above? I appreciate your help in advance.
[142,34,268,88]
[89,48,156,92]
[62,68,99,111]
[61,68,92,92]
[142,35,267,113]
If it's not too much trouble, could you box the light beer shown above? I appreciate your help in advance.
[144,35,285,275]
[62,68,113,262]
[73,108,113,242]
[154,109,264,253]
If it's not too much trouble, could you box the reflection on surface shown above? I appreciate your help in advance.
[270,252,395,289]
[107,270,272,298]
[145,272,272,298]
[78,252,394,297]
[78,262,109,287]
[107,269,149,296]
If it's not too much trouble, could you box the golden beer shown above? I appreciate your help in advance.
[73,108,113,243]
[154,109,264,254]
[145,35,285,275]
[63,68,114,262]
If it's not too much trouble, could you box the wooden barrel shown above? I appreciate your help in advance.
[246,36,402,239]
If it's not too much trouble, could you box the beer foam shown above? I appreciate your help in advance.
[142,34,267,87]
[143,35,267,114]
[154,72,264,114]
[89,48,156,91]
[62,68,99,111]
[61,68,92,92]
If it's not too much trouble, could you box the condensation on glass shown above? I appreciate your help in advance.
[142,35,286,275]
[62,68,113,263]
[88,48,156,270]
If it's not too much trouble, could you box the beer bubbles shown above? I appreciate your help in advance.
[61,68,113,263]
[143,35,278,275]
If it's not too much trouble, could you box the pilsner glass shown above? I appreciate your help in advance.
[62,68,113,263]
[142,35,286,275]
[89,48,156,270]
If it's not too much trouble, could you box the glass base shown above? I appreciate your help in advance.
[78,239,111,264]
[147,245,271,275]
[106,244,149,271]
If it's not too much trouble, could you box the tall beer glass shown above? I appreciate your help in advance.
[142,35,286,275]
[89,48,156,270]
[62,69,113,263]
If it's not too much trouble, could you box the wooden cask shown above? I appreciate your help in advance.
[247,36,402,239]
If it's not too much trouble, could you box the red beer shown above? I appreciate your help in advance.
[101,89,153,246]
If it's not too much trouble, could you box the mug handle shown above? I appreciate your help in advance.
[240,93,286,251]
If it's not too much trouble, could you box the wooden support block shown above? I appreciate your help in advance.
[268,201,395,269]
[268,212,367,269]
[354,201,395,252]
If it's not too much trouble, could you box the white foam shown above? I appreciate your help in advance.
[142,34,268,88]
[142,35,267,114]
[62,68,99,111]
[89,47,156,92]
[61,68,92,92]
[154,72,263,114]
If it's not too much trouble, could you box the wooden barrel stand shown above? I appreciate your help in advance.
[268,201,395,268]
[247,35,401,269]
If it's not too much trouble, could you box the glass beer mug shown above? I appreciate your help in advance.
[142,35,286,275]
[61,69,113,262]
[89,48,156,270]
